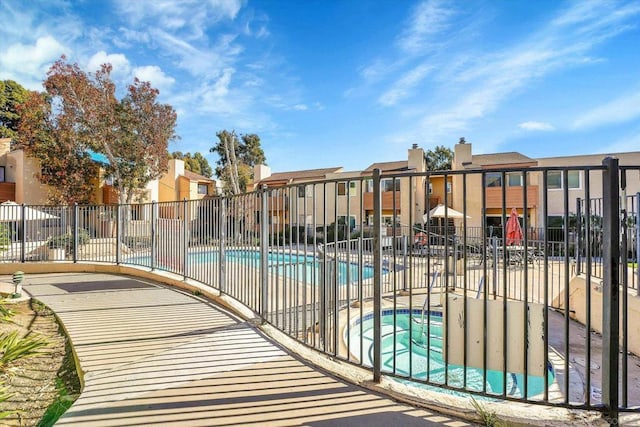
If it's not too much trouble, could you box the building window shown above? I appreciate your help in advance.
[349,181,357,196]
[337,182,346,196]
[446,182,452,193]
[338,181,357,196]
[507,172,523,187]
[364,178,399,192]
[337,215,356,231]
[197,183,208,195]
[428,182,433,194]
[0,166,4,182]
[381,178,400,192]
[548,170,580,190]
[568,170,580,189]
[297,186,305,198]
[485,172,502,187]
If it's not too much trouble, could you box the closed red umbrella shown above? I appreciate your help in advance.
[505,207,523,246]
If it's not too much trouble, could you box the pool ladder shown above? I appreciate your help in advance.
[418,270,441,340]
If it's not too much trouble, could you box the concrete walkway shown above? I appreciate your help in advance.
[23,273,473,426]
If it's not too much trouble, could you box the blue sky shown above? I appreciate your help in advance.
[1,0,639,173]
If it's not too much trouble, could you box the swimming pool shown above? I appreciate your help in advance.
[346,309,554,398]
[126,249,381,286]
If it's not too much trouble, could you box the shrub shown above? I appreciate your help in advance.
[0,331,49,368]
[47,229,90,253]
[0,224,10,252]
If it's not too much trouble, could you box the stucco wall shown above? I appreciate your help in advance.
[556,274,640,356]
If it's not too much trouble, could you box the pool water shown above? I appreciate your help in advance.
[347,309,554,398]
[126,249,379,285]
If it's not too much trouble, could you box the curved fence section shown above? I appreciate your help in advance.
[1,162,639,423]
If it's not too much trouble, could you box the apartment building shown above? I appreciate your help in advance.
[452,140,640,237]
[251,145,438,233]
[0,138,216,206]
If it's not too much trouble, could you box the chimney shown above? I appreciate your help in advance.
[408,144,425,173]
[453,137,472,170]
[253,164,271,182]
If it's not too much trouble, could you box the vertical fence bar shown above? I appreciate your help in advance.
[183,199,188,280]
[73,203,78,263]
[151,201,157,270]
[219,197,227,295]
[620,171,628,408]
[576,198,582,275]
[637,192,640,297]
[542,170,550,402]
[20,204,26,263]
[373,168,382,383]
[584,171,592,407]
[562,169,570,402]
[260,186,269,323]
[116,204,121,265]
[602,157,619,424]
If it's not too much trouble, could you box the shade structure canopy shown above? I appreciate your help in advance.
[0,201,59,221]
[505,207,524,246]
[423,204,469,222]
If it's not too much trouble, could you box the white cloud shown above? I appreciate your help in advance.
[0,36,67,89]
[115,0,242,39]
[87,51,131,75]
[133,65,175,92]
[397,0,455,54]
[381,1,640,145]
[518,121,555,131]
[378,63,433,106]
[292,104,308,111]
[572,90,640,130]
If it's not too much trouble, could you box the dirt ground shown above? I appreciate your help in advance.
[0,299,80,426]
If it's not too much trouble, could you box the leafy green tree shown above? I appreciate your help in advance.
[17,57,177,204]
[425,145,453,171]
[210,130,266,195]
[0,80,29,139]
[170,151,213,178]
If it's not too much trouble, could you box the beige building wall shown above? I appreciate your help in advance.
[407,145,427,225]
[6,150,49,204]
[158,158,184,202]
[452,142,484,229]
[536,152,640,221]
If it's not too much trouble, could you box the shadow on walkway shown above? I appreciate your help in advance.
[24,273,474,427]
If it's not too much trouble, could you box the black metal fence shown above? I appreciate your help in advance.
[1,158,639,423]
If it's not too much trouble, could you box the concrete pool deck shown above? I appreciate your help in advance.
[18,272,475,427]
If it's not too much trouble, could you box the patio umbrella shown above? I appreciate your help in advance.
[505,207,523,246]
[423,204,469,222]
[0,201,59,221]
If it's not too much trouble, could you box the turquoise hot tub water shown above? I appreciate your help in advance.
[127,249,380,286]
[347,309,555,398]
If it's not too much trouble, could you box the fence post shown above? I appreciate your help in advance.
[601,157,619,424]
[116,204,121,265]
[260,186,269,323]
[373,168,382,383]
[636,192,640,297]
[20,204,26,263]
[73,203,78,263]
[219,197,226,295]
[183,199,188,280]
[151,201,157,271]
[576,197,582,275]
